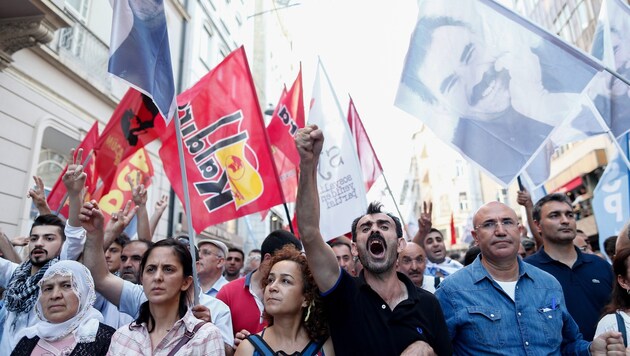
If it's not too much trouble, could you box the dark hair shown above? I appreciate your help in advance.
[260,245,328,342]
[261,230,302,257]
[350,202,403,242]
[401,16,469,104]
[113,233,131,248]
[605,236,618,257]
[463,245,481,266]
[228,247,245,260]
[532,193,573,222]
[30,214,66,241]
[249,249,262,255]
[603,248,630,315]
[131,239,193,333]
[329,240,351,251]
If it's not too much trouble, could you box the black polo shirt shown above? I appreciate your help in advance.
[321,269,452,355]
[525,247,613,341]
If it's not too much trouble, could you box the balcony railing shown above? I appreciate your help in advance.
[45,10,111,92]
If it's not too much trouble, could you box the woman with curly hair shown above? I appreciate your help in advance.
[595,247,630,345]
[235,245,334,355]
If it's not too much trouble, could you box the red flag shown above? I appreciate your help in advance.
[159,47,284,233]
[47,122,99,217]
[347,97,383,191]
[93,148,154,222]
[450,213,457,246]
[94,89,164,192]
[266,68,305,166]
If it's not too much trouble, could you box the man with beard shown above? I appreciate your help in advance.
[397,242,436,293]
[224,247,244,282]
[436,201,623,354]
[0,152,86,354]
[119,240,152,283]
[295,125,452,356]
[525,193,613,341]
[424,228,463,278]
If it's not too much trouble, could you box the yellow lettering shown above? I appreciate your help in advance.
[99,190,124,215]
[128,150,150,174]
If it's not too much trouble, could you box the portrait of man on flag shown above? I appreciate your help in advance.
[590,0,630,140]
[395,0,600,185]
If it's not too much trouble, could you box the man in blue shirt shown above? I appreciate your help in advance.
[435,201,623,355]
[525,193,613,341]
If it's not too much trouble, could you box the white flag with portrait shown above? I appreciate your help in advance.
[589,0,630,140]
[308,60,367,241]
[395,0,602,186]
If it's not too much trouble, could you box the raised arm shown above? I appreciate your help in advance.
[27,176,51,216]
[295,125,340,292]
[149,194,168,239]
[412,201,432,246]
[103,200,138,249]
[63,148,87,228]
[0,231,22,264]
[79,200,125,306]
[516,189,542,250]
[128,172,151,242]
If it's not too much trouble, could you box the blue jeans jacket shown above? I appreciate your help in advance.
[435,256,590,355]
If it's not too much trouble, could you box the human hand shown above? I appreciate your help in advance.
[62,148,87,197]
[295,125,324,167]
[127,171,147,207]
[589,330,624,355]
[79,200,105,233]
[104,201,138,236]
[27,176,48,207]
[154,195,168,214]
[418,201,433,238]
[234,329,251,347]
[191,304,212,323]
[400,340,436,356]
[516,189,533,208]
[10,236,29,247]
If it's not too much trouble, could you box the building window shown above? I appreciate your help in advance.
[200,23,216,69]
[458,192,469,212]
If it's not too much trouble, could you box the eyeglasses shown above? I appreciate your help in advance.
[475,219,517,231]
[200,249,224,259]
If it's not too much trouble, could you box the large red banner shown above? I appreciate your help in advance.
[159,47,284,233]
[94,89,164,191]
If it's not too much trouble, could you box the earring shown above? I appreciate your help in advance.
[304,300,314,322]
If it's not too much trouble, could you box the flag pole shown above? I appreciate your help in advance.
[282,203,294,234]
[172,109,200,306]
[380,173,408,235]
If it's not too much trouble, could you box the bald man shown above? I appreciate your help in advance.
[397,242,436,292]
[435,201,623,354]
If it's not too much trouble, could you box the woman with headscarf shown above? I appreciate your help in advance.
[11,260,115,356]
[235,245,334,355]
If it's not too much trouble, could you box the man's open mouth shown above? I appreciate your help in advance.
[367,233,386,257]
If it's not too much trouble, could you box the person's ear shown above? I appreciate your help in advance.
[351,242,358,257]
[181,276,193,291]
[618,274,630,292]
[397,238,407,253]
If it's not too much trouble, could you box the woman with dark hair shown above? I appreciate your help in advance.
[595,247,630,342]
[106,239,224,355]
[11,260,115,356]
[235,245,333,356]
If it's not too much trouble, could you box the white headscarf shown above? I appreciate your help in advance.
[15,260,104,343]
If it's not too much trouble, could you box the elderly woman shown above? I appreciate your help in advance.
[235,245,334,355]
[11,260,115,355]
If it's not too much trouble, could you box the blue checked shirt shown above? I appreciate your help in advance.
[435,256,591,355]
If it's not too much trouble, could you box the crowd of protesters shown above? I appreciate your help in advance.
[0,128,629,355]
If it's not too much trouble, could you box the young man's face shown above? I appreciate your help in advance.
[29,225,64,267]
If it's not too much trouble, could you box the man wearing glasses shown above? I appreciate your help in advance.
[435,201,623,354]
[525,193,613,342]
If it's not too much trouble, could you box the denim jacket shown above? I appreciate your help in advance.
[435,256,590,355]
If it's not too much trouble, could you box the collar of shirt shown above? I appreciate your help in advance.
[533,246,590,268]
[469,255,534,285]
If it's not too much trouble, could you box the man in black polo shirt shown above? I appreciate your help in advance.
[525,193,613,341]
[295,125,452,355]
